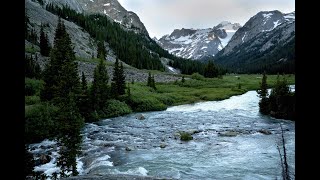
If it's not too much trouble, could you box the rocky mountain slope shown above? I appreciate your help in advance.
[157,21,241,60]
[25,0,180,82]
[214,10,295,73]
[41,0,148,35]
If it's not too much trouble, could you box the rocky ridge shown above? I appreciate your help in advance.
[157,21,241,60]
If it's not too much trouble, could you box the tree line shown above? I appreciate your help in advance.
[257,72,295,120]
[25,18,135,179]
[44,3,224,77]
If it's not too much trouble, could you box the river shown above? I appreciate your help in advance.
[29,86,295,180]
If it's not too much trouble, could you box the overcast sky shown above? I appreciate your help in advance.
[117,0,295,39]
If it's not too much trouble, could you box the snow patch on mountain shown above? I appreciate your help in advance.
[158,21,241,60]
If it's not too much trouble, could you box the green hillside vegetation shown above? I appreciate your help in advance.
[24,4,295,179]
[44,3,222,76]
[215,31,295,74]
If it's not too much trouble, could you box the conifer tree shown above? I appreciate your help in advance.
[147,72,152,87]
[204,61,218,78]
[151,75,156,90]
[56,93,84,177]
[40,18,83,176]
[97,41,107,60]
[81,72,87,92]
[41,17,80,103]
[78,72,91,121]
[111,59,126,98]
[257,72,269,114]
[90,58,109,117]
[127,83,131,98]
[40,25,51,56]
[118,62,126,94]
[25,55,42,79]
[147,73,156,90]
[181,76,185,83]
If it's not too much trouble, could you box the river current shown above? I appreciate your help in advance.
[29,86,295,179]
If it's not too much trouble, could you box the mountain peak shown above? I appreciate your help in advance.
[220,9,295,56]
[158,21,241,60]
[76,0,149,35]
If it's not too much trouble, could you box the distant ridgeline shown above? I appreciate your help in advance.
[214,10,295,74]
[44,3,222,76]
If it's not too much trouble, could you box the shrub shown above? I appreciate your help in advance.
[127,96,167,112]
[25,95,41,105]
[25,103,59,143]
[179,131,193,141]
[105,99,132,118]
[156,95,175,106]
[25,78,44,96]
[191,73,205,81]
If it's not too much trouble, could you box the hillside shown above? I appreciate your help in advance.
[214,10,295,73]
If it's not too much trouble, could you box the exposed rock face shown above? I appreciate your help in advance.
[27,51,181,83]
[158,22,241,60]
[26,0,98,59]
[77,0,149,35]
[214,10,295,73]
[221,10,295,56]
[42,0,148,35]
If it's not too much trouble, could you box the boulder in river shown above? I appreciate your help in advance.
[136,114,145,120]
[186,129,202,135]
[160,143,167,148]
[125,146,134,151]
[258,129,272,135]
[218,131,239,137]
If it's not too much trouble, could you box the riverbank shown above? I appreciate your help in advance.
[29,87,295,179]
[127,74,295,112]
[25,74,295,116]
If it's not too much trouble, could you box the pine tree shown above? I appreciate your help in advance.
[268,75,294,119]
[39,18,83,176]
[118,62,126,94]
[111,59,126,98]
[81,72,87,92]
[90,58,109,118]
[181,76,185,83]
[97,41,107,60]
[151,75,156,90]
[40,25,51,56]
[25,11,30,39]
[127,83,131,98]
[204,61,218,78]
[41,17,80,103]
[25,55,42,79]
[56,93,84,177]
[257,72,269,114]
[78,72,91,121]
[147,72,152,87]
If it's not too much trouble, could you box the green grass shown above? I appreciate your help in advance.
[128,74,295,110]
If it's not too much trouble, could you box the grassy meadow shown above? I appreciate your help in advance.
[128,73,295,111]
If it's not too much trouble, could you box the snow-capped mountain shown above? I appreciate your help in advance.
[42,0,148,35]
[157,22,241,60]
[221,10,295,56]
[215,10,295,73]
